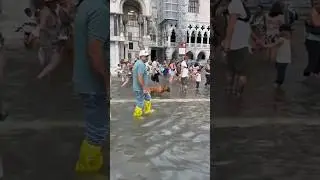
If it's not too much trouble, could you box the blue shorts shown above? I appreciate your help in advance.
[134,91,151,108]
[80,93,108,146]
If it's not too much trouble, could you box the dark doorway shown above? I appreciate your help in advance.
[151,49,156,61]
[186,51,194,60]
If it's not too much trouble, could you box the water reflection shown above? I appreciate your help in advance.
[110,102,210,180]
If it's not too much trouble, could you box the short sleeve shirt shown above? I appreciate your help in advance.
[228,0,251,50]
[73,0,109,93]
[132,60,148,91]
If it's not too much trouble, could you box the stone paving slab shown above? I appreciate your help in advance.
[214,124,320,180]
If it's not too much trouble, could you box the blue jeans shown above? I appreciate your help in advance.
[134,91,151,108]
[79,93,108,146]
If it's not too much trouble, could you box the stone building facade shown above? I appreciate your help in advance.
[110,0,210,73]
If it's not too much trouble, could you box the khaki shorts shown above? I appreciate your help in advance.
[226,47,249,76]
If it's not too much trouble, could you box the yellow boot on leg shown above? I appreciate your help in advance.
[133,106,143,119]
[75,139,103,173]
[144,101,154,115]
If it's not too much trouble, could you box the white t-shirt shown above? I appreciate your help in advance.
[228,0,251,50]
[276,38,291,64]
[181,60,187,68]
[196,73,201,82]
[181,67,189,78]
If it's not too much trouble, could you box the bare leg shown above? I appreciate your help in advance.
[121,77,129,87]
[37,49,61,79]
[38,47,45,66]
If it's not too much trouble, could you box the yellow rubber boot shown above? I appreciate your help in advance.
[75,139,103,173]
[144,101,154,115]
[133,106,143,119]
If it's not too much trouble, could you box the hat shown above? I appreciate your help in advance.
[139,49,149,57]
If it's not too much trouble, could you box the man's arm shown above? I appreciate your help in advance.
[87,6,109,82]
[224,14,238,48]
[137,65,145,89]
[39,9,48,31]
[311,8,320,26]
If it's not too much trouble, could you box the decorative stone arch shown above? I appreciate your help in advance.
[170,29,176,42]
[186,51,194,60]
[119,0,148,16]
[190,30,196,43]
[197,51,206,60]
[196,30,202,43]
[168,26,176,34]
[172,50,178,59]
[203,31,209,44]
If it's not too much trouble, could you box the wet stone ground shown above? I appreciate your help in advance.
[213,23,320,179]
[0,43,210,180]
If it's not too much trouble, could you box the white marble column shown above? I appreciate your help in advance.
[195,32,198,47]
[120,43,124,59]
[120,14,124,37]
[201,33,204,47]
[143,17,148,37]
[168,34,171,47]
[125,44,129,60]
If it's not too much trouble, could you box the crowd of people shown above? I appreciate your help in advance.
[115,56,211,92]
[18,0,75,79]
[217,0,303,97]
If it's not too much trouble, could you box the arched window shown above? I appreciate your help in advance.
[191,31,196,43]
[151,34,156,42]
[203,32,208,44]
[187,31,190,43]
[197,31,202,43]
[170,30,176,42]
[188,0,199,13]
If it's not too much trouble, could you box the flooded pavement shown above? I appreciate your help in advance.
[0,43,210,180]
[110,77,210,180]
[110,101,209,180]
[214,23,320,179]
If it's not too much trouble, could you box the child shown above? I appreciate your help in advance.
[195,69,201,89]
[274,25,292,88]
[115,64,122,78]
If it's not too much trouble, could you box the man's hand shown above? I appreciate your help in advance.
[143,88,150,94]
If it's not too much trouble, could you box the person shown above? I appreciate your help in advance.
[132,50,154,119]
[222,0,251,96]
[151,60,160,84]
[115,64,122,78]
[250,5,266,52]
[168,60,176,83]
[37,0,61,79]
[180,57,189,92]
[73,0,109,172]
[195,68,201,89]
[264,2,285,62]
[120,60,131,87]
[204,60,210,86]
[304,5,320,77]
[274,25,292,88]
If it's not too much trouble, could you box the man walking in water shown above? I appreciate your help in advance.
[222,0,251,96]
[132,49,154,119]
[73,0,109,172]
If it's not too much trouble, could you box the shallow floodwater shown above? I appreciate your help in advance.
[110,101,210,180]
